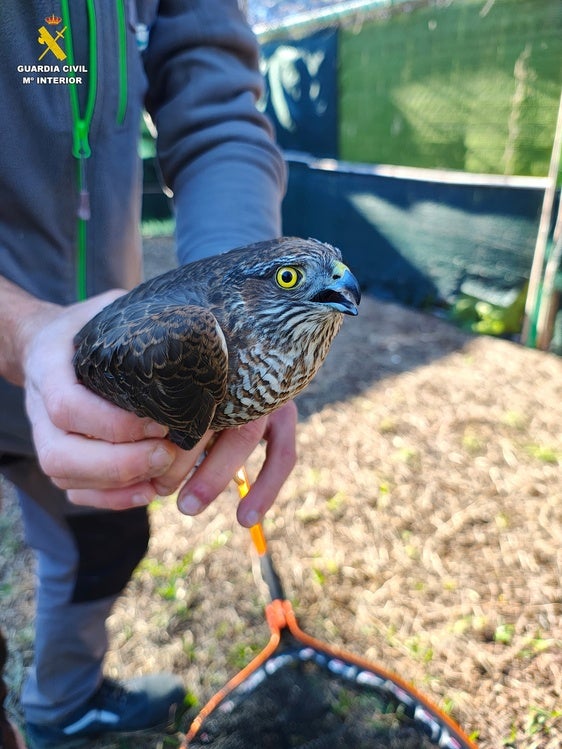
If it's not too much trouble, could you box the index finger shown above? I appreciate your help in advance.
[176,402,297,526]
[235,402,298,526]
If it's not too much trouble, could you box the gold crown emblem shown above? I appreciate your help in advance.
[45,14,62,25]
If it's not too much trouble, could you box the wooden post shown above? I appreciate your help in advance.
[521,87,562,347]
[536,174,562,350]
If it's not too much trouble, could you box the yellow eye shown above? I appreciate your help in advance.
[275,266,302,289]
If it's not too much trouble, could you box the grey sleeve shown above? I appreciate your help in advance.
[143,0,287,264]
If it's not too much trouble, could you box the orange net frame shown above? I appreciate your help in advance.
[181,468,477,749]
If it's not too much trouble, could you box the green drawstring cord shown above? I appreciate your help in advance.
[61,0,97,160]
[61,0,128,301]
[60,0,97,301]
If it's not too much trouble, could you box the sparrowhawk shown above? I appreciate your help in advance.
[73,237,360,450]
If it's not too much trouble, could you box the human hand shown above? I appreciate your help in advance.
[22,292,297,519]
[168,401,298,527]
[22,291,179,510]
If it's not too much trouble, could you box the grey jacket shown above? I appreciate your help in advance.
[0,0,286,455]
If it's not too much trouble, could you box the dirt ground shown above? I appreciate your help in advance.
[1,236,561,748]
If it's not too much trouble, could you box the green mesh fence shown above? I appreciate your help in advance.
[338,0,562,178]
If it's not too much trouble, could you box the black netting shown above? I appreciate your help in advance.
[187,647,444,748]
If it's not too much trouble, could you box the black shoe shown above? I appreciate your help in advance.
[26,674,185,749]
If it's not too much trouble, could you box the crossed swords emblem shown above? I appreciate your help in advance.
[38,25,67,61]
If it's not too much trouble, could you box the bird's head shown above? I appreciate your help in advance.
[211,237,361,333]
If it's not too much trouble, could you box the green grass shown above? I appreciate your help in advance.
[494,622,515,645]
[525,707,562,738]
[525,443,561,464]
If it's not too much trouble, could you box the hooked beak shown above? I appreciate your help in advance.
[313,261,361,316]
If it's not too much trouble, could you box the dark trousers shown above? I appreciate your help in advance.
[0,456,149,726]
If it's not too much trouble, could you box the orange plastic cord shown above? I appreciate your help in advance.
[233,467,267,556]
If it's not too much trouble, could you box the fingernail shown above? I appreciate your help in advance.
[144,421,168,438]
[178,493,202,516]
[131,493,154,506]
[150,445,174,472]
[242,510,260,528]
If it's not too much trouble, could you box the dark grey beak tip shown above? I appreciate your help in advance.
[342,273,361,316]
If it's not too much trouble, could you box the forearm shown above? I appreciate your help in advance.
[0,276,59,387]
[173,143,284,263]
[144,0,286,262]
